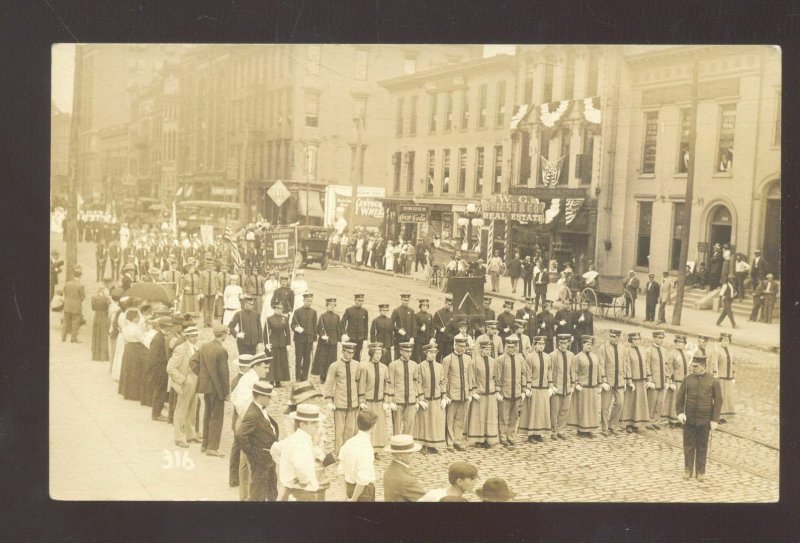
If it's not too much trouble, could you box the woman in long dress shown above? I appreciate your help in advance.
[117,308,147,401]
[384,241,394,272]
[91,287,111,361]
[355,235,365,265]
[222,277,243,326]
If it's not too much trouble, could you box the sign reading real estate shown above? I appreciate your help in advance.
[481,194,546,223]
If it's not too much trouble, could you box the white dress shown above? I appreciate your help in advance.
[385,246,394,271]
[223,284,243,326]
[112,316,145,382]
[261,279,279,324]
[355,238,364,263]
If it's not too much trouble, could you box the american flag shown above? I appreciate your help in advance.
[223,226,243,271]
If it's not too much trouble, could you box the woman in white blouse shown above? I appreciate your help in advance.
[223,276,244,326]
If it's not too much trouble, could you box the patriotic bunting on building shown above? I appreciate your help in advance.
[565,198,585,225]
[540,155,566,188]
[582,96,602,124]
[510,104,530,130]
[544,198,561,224]
[539,100,570,128]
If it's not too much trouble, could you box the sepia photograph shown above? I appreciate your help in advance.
[49,43,780,503]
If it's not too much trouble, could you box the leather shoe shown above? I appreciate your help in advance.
[152,415,168,422]
[187,438,201,444]
[428,447,440,454]
[626,426,634,433]
[175,441,189,448]
[453,443,465,451]
[683,472,692,481]
[557,433,566,440]
[206,450,225,457]
[696,473,705,482]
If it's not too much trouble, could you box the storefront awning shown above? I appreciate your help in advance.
[297,189,325,218]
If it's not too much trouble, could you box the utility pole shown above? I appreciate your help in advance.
[671,60,699,326]
[348,118,363,235]
[65,44,83,280]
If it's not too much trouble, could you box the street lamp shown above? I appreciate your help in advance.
[458,202,483,253]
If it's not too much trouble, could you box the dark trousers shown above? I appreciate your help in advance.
[534,285,547,312]
[735,272,747,299]
[345,482,375,502]
[523,277,532,298]
[110,259,121,281]
[49,280,56,303]
[151,380,167,419]
[96,259,107,281]
[167,390,177,423]
[352,339,364,362]
[62,311,81,341]
[248,462,278,501]
[230,411,240,486]
[763,293,776,323]
[295,342,313,381]
[645,300,657,321]
[202,393,224,451]
[683,422,711,475]
[716,299,736,327]
[625,293,637,318]
[236,340,257,356]
[750,298,764,321]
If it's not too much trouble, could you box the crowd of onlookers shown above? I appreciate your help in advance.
[329,227,436,276]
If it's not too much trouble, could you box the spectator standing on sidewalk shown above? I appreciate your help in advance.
[750,249,766,287]
[623,270,640,318]
[762,273,778,323]
[657,271,673,325]
[749,279,766,322]
[714,333,736,424]
[508,251,523,295]
[644,273,660,322]
[338,410,378,502]
[405,241,416,275]
[190,324,230,457]
[716,275,738,329]
[734,254,750,300]
[487,251,504,293]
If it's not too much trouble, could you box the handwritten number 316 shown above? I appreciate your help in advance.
[162,450,195,470]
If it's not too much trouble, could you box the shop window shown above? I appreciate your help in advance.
[305,92,319,127]
[396,98,404,136]
[677,108,691,174]
[393,152,402,193]
[493,145,503,194]
[445,91,454,131]
[641,111,659,174]
[670,202,685,271]
[475,146,484,193]
[406,151,415,192]
[478,84,487,128]
[409,96,417,136]
[307,45,321,76]
[442,149,451,193]
[716,104,736,172]
[457,148,467,193]
[460,88,469,129]
[427,150,435,193]
[495,80,506,127]
[429,93,438,133]
[635,201,653,268]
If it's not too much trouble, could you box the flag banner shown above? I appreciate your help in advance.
[565,198,585,225]
[544,198,561,224]
[510,103,530,130]
[540,155,566,188]
[539,100,570,128]
[223,226,243,271]
[582,96,602,124]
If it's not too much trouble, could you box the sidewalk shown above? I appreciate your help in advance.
[331,260,780,353]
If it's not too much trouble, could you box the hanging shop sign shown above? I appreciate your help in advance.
[481,194,546,223]
[398,204,429,223]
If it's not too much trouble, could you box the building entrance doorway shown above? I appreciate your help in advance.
[763,181,781,278]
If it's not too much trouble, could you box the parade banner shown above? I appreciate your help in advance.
[199,224,214,246]
[263,226,297,273]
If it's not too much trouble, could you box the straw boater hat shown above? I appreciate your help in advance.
[288,403,325,422]
[252,380,273,397]
[237,354,256,369]
[384,434,422,454]
[182,325,199,336]
[288,381,323,406]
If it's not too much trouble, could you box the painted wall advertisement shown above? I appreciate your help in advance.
[324,185,386,233]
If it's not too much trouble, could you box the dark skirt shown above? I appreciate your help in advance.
[311,342,338,382]
[92,310,110,361]
[270,347,290,382]
[118,342,147,401]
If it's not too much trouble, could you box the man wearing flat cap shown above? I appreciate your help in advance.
[387,342,420,436]
[369,304,394,365]
[440,337,474,451]
[496,335,529,448]
[270,274,295,315]
[391,294,417,361]
[663,334,690,428]
[646,330,669,430]
[228,295,263,356]
[676,354,722,482]
[341,294,369,361]
[550,333,577,440]
[600,329,626,435]
[62,266,85,343]
[324,342,363,456]
[497,301,516,343]
[292,292,318,382]
[644,272,659,322]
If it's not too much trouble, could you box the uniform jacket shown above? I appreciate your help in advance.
[228,308,263,346]
[414,311,434,345]
[440,352,474,401]
[359,360,388,402]
[670,347,690,383]
[497,311,516,339]
[516,307,536,336]
[483,307,496,322]
[341,306,369,341]
[648,345,669,389]
[433,308,454,340]
[63,279,85,314]
[553,308,573,336]
[291,306,318,344]
[316,311,341,343]
[383,460,425,502]
[475,333,504,358]
[416,359,443,400]
[676,372,723,425]
[265,314,291,348]
[526,350,553,389]
[549,349,577,395]
[571,310,594,342]
[199,268,221,296]
[271,287,295,314]
[714,345,735,380]
[471,354,498,395]
[599,342,627,389]
[324,358,362,409]
[391,305,417,345]
[574,351,606,388]
[181,272,200,295]
[535,310,555,343]
[190,339,230,400]
[387,359,420,405]
[369,315,394,348]
[166,340,197,394]
[495,352,528,399]
[625,345,651,382]
[235,401,280,469]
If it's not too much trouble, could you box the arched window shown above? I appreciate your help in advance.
[711,205,732,225]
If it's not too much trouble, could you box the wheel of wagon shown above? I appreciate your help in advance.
[580,287,598,314]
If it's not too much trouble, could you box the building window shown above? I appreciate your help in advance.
[716,104,736,172]
[426,150,435,193]
[677,108,691,174]
[475,146,484,193]
[305,92,319,127]
[442,149,451,193]
[393,152,402,193]
[445,91,454,131]
[641,111,659,174]
[635,201,653,268]
[305,144,318,181]
[578,127,594,184]
[460,88,469,129]
[409,96,417,136]
[353,96,367,130]
[429,93,438,133]
[586,51,599,97]
[457,148,467,193]
[670,202,685,271]
[493,145,503,194]
[404,54,417,75]
[406,151,415,192]
[495,81,506,127]
[478,84,487,128]
[354,49,368,80]
[543,62,554,103]
[774,91,781,146]
[307,45,321,76]
[395,98,404,136]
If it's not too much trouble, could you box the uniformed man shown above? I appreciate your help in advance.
[265,301,291,387]
[497,301,516,342]
[358,342,389,454]
[715,332,736,424]
[496,335,528,448]
[482,296,496,323]
[568,336,608,438]
[179,260,200,314]
[465,339,499,448]
[516,297,537,340]
[663,334,689,428]
[387,342,420,436]
[621,332,652,433]
[95,238,109,281]
[414,299,434,362]
[433,295,455,361]
[571,300,594,354]
[199,260,220,327]
[520,335,553,443]
[549,333,576,440]
[369,304,393,365]
[599,329,626,435]
[553,300,573,342]
[311,298,341,385]
[341,294,369,361]
[270,274,295,315]
[228,295,263,355]
[440,337,474,451]
[324,342,363,456]
[535,300,555,353]
[647,330,669,430]
[475,320,503,358]
[291,292,318,382]
[413,344,445,454]
[676,354,722,482]
[513,319,532,355]
[391,294,417,361]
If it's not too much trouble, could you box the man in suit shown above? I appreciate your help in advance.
[62,266,85,343]
[147,317,173,422]
[644,273,660,322]
[108,241,122,281]
[657,271,673,324]
[190,324,231,457]
[571,300,594,354]
[382,434,425,502]
[676,354,722,482]
[391,294,417,361]
[433,295,454,362]
[167,324,200,448]
[761,273,779,324]
[623,270,640,318]
[750,249,767,289]
[533,261,549,313]
[496,301,516,343]
[749,279,767,322]
[508,251,522,294]
[716,274,737,328]
[235,380,280,501]
[291,292,318,382]
[50,249,64,302]
[199,260,220,327]
[369,304,394,364]
[341,293,369,361]
[228,295,263,355]
[95,238,108,282]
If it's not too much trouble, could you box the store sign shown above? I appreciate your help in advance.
[210,186,238,197]
[398,204,429,223]
[481,194,546,223]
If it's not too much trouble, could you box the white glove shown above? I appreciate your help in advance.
[327,403,336,411]
[389,402,398,411]
[575,384,583,392]
[409,337,414,344]
[418,400,429,410]
[677,413,687,424]
[539,322,545,329]
[421,324,426,332]
[504,327,510,333]
[236,332,245,339]
[471,393,481,402]
[495,392,504,402]
[668,383,676,391]
[265,343,272,351]
[601,383,610,392]
[559,320,566,326]
[440,398,448,410]
[524,389,532,398]
[646,382,656,390]
[359,402,367,410]
[710,421,718,431]
[628,382,635,391]
[439,327,445,333]
[321,335,329,341]
[342,334,350,342]
[398,329,406,335]
[383,402,390,411]
[294,326,304,333]
[579,316,585,323]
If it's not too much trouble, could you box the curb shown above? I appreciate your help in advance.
[331,260,779,354]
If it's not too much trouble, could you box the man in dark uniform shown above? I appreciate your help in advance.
[553,300,573,346]
[291,292,318,382]
[482,296,496,326]
[516,297,537,339]
[535,300,555,353]
[497,301,516,343]
[676,354,722,482]
[265,302,291,386]
[414,299,434,362]
[369,304,393,365]
[108,241,122,281]
[341,293,369,361]
[270,274,295,315]
[644,272,660,322]
[312,298,341,384]
[571,300,594,354]
[391,294,417,361]
[433,295,455,361]
[228,295,263,355]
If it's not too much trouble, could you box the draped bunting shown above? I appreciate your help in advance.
[510,104,531,130]
[539,100,570,128]
[582,96,601,124]
[565,198,585,225]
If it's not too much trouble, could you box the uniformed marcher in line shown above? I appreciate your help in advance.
[663,334,689,428]
[179,261,200,314]
[386,342,420,436]
[646,330,669,430]
[265,301,291,386]
[441,337,475,451]
[550,333,577,440]
[228,295,263,356]
[324,341,363,456]
[714,332,736,424]
[535,300,555,353]
[369,304,393,364]
[482,296,496,325]
[465,339,500,448]
[413,344,446,454]
[341,294,369,361]
[291,292,318,382]
[515,297,537,339]
[270,274,295,315]
[553,300,574,341]
[475,320,503,358]
[433,295,455,361]
[414,299,434,362]
[452,319,476,350]
[520,336,554,443]
[571,300,594,355]
[513,320,532,355]
[497,301,516,342]
[311,298,340,384]
[599,329,626,435]
[495,335,528,448]
[391,294,417,361]
[358,342,390,454]
[621,332,653,433]
[568,336,609,438]
[676,354,723,482]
